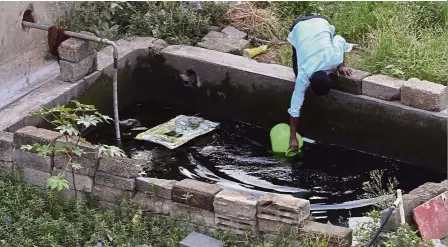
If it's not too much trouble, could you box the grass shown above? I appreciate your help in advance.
[59,2,447,84]
[271,2,448,85]
[0,170,328,247]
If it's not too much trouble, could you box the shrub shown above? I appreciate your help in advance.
[60,1,229,45]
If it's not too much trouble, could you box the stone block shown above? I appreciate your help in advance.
[171,202,215,227]
[215,214,257,235]
[214,190,259,220]
[13,126,61,150]
[98,156,143,178]
[179,231,222,247]
[409,180,448,203]
[208,26,221,32]
[56,136,98,160]
[22,167,51,187]
[362,75,404,100]
[401,78,447,111]
[258,217,294,233]
[149,39,169,53]
[136,177,176,199]
[257,193,310,226]
[300,221,353,247]
[60,51,98,83]
[331,69,371,95]
[0,131,14,162]
[221,26,247,39]
[0,161,14,172]
[93,184,134,204]
[95,171,135,191]
[58,32,97,63]
[53,168,94,192]
[54,136,99,176]
[132,192,173,215]
[54,155,97,176]
[13,149,53,172]
[172,179,222,211]
[214,190,259,234]
[197,31,250,55]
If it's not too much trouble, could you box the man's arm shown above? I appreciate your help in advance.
[288,73,309,151]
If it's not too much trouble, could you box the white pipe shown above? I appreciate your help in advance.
[21,21,122,145]
[397,189,405,224]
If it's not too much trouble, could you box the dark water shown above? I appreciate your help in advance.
[88,102,446,225]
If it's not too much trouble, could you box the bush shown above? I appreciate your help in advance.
[60,1,229,45]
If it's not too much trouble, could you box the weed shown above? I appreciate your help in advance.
[354,210,434,247]
[360,169,398,210]
[59,1,229,45]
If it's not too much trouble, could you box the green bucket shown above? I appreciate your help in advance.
[270,123,304,157]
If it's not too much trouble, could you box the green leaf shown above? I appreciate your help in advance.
[70,163,82,170]
[46,175,69,192]
[77,115,100,128]
[95,112,113,123]
[111,2,118,9]
[98,144,126,157]
[56,124,79,136]
[20,145,34,151]
[35,145,53,156]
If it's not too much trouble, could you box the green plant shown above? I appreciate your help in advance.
[59,1,229,45]
[354,210,434,247]
[21,100,124,197]
[384,224,434,247]
[361,169,398,210]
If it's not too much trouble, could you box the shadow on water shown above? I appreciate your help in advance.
[87,101,446,225]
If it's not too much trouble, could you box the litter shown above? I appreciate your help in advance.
[135,115,220,149]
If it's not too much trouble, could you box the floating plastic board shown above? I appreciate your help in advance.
[135,115,220,149]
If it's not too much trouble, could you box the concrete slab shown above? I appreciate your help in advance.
[198,31,250,55]
[221,26,247,39]
[0,61,59,112]
[179,232,222,247]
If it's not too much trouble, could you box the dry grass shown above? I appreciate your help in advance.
[228,2,286,42]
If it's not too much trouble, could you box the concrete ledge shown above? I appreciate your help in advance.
[158,45,447,170]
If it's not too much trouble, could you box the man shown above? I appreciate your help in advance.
[288,16,355,151]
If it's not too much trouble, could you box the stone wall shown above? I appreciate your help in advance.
[0,126,353,247]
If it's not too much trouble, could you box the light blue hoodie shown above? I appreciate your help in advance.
[287,18,354,118]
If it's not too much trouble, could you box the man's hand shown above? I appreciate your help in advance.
[337,64,352,76]
[337,66,352,76]
[290,136,299,152]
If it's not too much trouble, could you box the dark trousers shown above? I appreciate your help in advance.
[290,15,327,77]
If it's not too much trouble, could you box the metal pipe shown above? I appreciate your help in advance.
[22,21,122,145]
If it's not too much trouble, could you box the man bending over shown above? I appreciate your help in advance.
[288,16,355,151]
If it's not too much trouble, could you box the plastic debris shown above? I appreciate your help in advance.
[135,115,220,149]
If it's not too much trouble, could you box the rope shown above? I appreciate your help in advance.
[47,26,70,60]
